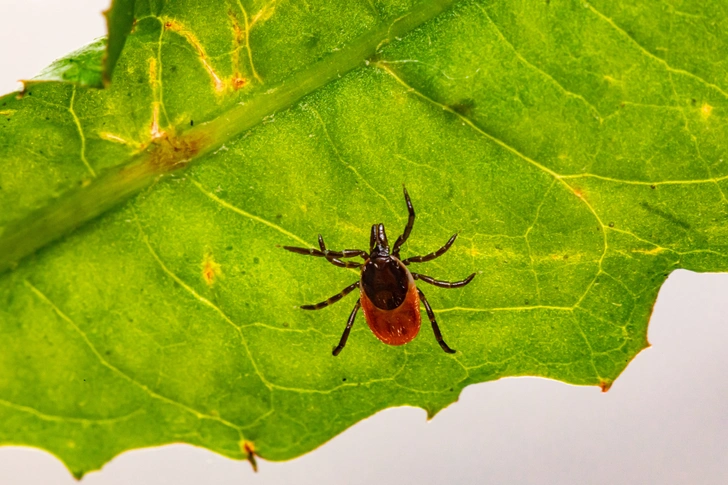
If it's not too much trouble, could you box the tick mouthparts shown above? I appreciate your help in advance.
[376,223,389,247]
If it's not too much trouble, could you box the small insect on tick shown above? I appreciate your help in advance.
[283,186,475,356]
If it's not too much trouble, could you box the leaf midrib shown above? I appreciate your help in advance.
[0,0,460,274]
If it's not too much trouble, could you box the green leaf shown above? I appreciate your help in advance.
[103,0,137,86]
[1,0,728,478]
[29,38,107,88]
[22,0,135,89]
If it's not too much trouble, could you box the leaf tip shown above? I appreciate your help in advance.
[241,441,258,472]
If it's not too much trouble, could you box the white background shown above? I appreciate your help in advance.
[1,1,727,483]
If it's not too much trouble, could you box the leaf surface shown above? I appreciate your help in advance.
[1,0,728,477]
[26,0,135,89]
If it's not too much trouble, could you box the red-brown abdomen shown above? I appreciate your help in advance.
[360,257,421,346]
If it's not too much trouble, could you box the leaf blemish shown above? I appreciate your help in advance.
[232,76,248,90]
[163,18,226,93]
[631,247,665,256]
[100,132,135,146]
[701,103,713,119]
[201,251,222,285]
[148,58,166,140]
[228,10,254,89]
[147,131,207,172]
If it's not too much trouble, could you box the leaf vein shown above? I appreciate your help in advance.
[191,180,310,246]
[69,86,96,178]
[22,279,247,433]
[0,398,144,426]
[584,1,728,100]
[475,3,602,119]
[310,107,399,217]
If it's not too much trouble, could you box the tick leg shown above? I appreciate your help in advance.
[326,258,363,269]
[393,186,415,255]
[412,272,476,288]
[300,281,360,310]
[318,235,369,261]
[402,234,458,265]
[333,299,361,356]
[417,288,455,354]
[283,241,363,269]
[282,245,327,257]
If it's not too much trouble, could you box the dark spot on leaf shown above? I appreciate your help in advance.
[276,214,282,219]
[449,387,454,391]
[524,300,529,305]
[226,245,233,251]
[494,244,502,250]
[170,65,178,73]
[639,201,691,230]
[650,185,656,189]
[691,98,697,105]
[253,257,260,264]
[609,222,615,227]
[305,34,320,49]
[342,377,347,382]
[282,322,289,327]
[105,350,112,356]
[564,255,569,259]
[190,119,194,126]
[450,98,476,117]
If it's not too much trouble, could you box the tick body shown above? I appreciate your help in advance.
[283,187,475,356]
[360,241,421,346]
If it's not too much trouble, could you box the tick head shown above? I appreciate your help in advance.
[369,223,390,257]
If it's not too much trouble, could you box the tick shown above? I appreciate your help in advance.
[284,186,475,356]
